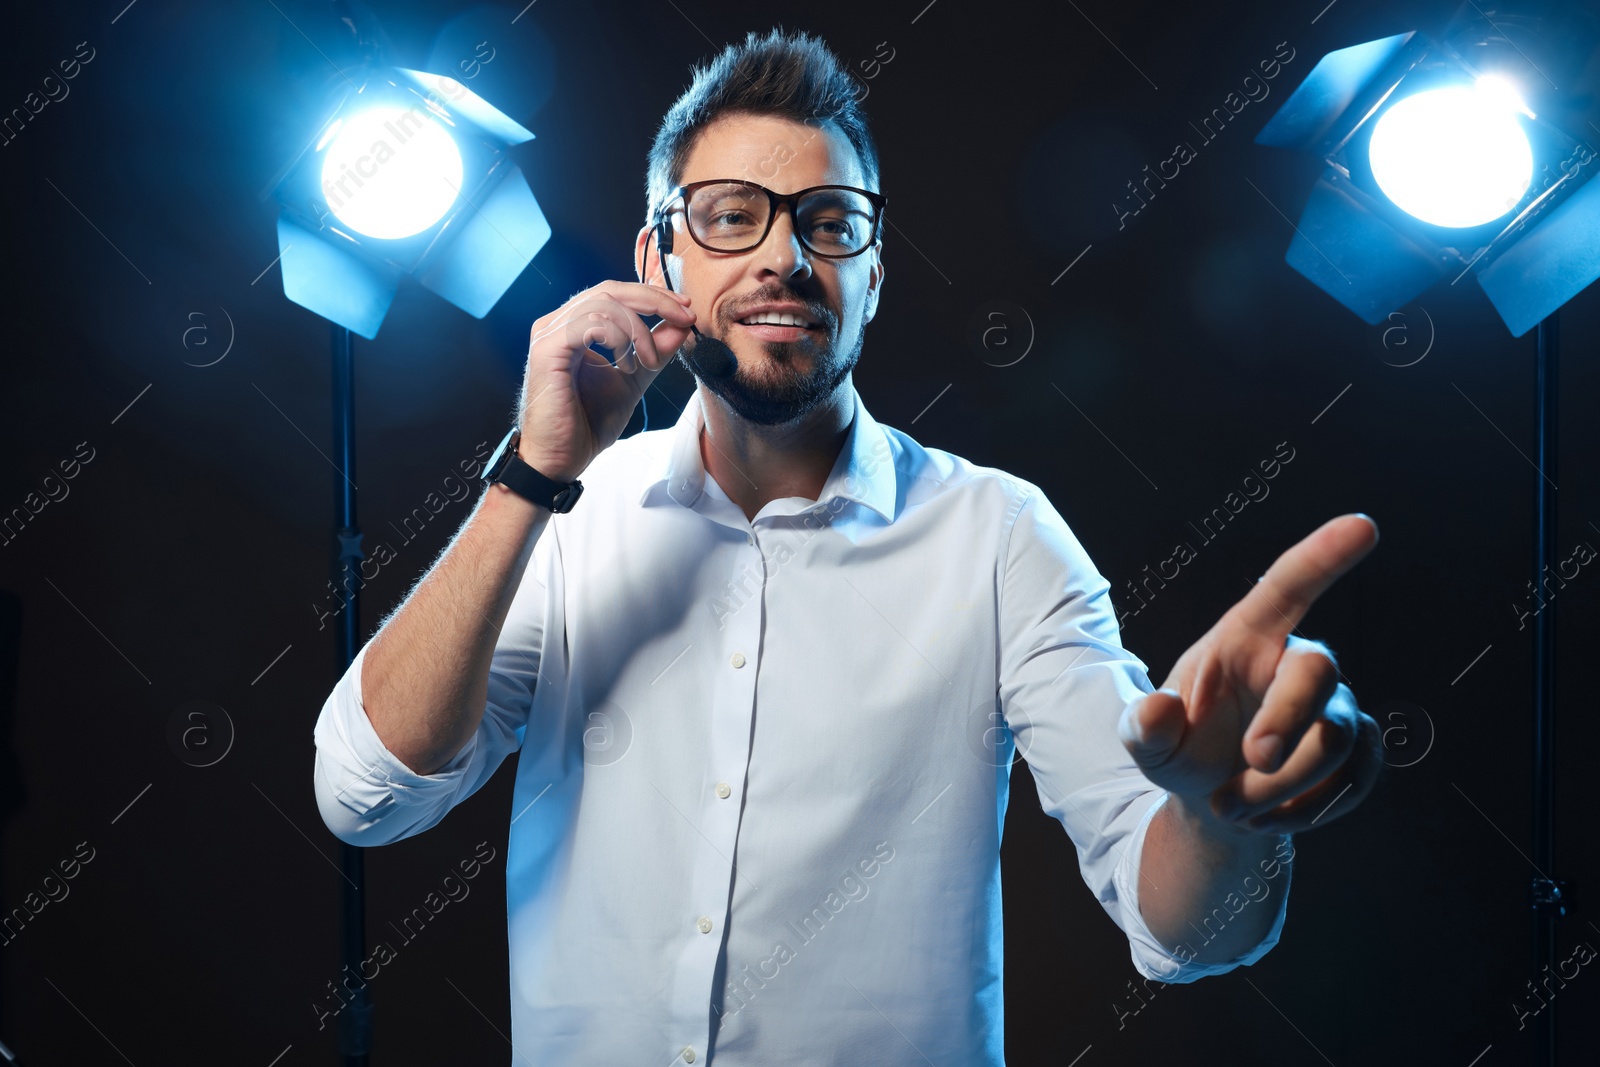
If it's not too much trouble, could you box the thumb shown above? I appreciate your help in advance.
[1118,687,1187,769]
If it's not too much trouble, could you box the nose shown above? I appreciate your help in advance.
[754,205,813,284]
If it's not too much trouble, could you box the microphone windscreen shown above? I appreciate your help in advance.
[686,328,738,380]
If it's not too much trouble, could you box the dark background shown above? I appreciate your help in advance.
[2,0,1598,1063]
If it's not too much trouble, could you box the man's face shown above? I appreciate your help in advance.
[638,112,884,426]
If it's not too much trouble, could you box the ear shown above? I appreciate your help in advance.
[633,224,652,284]
[862,239,885,326]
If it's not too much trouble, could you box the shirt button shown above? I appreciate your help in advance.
[715,782,731,799]
[683,1049,697,1064]
[696,916,713,934]
[730,652,746,668]
[746,532,755,545]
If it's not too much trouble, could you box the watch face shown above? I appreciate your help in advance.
[484,427,520,482]
[553,483,583,512]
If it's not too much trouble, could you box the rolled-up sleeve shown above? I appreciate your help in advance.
[997,484,1288,982]
[312,521,553,847]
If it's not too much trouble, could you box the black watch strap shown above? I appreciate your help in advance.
[482,427,584,513]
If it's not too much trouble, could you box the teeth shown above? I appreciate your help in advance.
[741,312,810,328]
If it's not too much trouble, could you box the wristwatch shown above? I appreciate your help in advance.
[481,426,584,513]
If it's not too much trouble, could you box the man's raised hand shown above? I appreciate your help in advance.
[515,280,697,484]
[1117,514,1383,835]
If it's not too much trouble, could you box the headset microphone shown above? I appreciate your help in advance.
[654,219,737,380]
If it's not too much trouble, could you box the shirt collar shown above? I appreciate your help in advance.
[637,381,897,523]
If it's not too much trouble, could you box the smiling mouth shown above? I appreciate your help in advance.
[732,321,819,334]
[732,315,819,340]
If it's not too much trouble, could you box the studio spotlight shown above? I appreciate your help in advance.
[1253,14,1600,336]
[1255,10,1600,1067]
[263,14,553,1063]
[267,65,550,338]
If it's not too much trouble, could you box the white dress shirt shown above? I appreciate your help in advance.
[313,379,1287,1065]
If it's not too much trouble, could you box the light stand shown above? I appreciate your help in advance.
[1530,312,1564,1067]
[331,323,372,1064]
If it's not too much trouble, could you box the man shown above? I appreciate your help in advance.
[313,28,1382,1065]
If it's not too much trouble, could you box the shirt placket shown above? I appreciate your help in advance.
[664,507,767,1066]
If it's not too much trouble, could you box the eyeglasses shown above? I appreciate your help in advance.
[656,179,887,259]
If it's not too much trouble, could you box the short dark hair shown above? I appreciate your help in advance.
[645,28,880,220]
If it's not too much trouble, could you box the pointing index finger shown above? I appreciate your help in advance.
[1226,514,1379,638]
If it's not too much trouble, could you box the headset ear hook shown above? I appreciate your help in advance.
[652,216,703,341]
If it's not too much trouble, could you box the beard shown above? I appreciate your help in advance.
[678,297,863,426]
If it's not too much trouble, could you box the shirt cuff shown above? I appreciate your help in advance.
[312,639,483,829]
[1112,792,1292,983]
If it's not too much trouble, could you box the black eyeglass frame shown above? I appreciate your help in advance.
[654,179,888,259]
